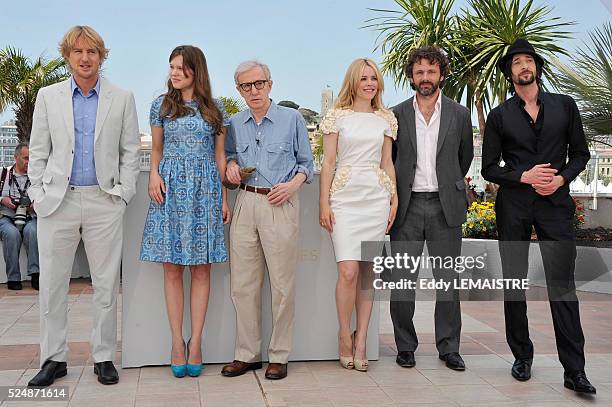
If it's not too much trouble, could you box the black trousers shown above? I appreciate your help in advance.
[496,191,585,373]
[389,192,462,355]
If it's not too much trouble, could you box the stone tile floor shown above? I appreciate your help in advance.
[0,279,610,406]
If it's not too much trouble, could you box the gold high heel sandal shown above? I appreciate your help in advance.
[352,330,368,372]
[338,332,354,369]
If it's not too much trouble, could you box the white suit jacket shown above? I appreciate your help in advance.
[28,77,140,217]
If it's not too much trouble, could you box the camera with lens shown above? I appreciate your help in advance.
[12,196,31,231]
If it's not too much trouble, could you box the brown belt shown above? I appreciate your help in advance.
[240,183,271,195]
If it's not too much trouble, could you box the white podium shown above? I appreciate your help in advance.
[121,172,379,367]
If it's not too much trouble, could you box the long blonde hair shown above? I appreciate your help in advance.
[335,58,385,110]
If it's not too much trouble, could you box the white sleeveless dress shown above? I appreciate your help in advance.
[320,108,398,262]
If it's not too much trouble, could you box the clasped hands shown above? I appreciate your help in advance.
[226,161,297,206]
[520,163,565,196]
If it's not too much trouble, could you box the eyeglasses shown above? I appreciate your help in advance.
[238,80,268,92]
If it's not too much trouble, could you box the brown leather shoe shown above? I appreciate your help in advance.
[221,360,262,377]
[265,363,287,380]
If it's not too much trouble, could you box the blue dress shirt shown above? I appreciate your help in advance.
[70,77,100,186]
[225,101,314,187]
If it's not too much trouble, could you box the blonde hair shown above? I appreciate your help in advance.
[335,58,385,110]
[58,26,109,63]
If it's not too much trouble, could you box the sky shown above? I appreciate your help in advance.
[1,0,610,130]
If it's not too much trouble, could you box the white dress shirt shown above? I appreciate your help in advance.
[412,91,442,192]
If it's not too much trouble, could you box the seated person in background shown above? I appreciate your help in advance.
[0,143,39,290]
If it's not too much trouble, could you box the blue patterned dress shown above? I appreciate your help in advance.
[140,96,228,265]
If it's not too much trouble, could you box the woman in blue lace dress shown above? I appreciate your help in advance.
[140,45,230,378]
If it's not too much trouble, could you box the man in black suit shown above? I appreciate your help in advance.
[391,46,473,371]
[482,39,596,394]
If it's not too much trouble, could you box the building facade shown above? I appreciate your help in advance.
[0,120,19,167]
[321,87,334,119]
[139,132,151,171]
[466,129,485,192]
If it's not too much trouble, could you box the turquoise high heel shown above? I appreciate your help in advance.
[186,338,203,377]
[186,363,202,377]
[170,340,187,378]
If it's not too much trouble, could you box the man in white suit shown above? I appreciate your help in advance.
[27,26,140,387]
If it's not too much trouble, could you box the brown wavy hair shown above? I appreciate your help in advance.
[160,45,223,134]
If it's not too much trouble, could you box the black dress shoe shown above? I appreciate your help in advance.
[396,351,416,368]
[30,273,39,291]
[7,281,22,290]
[564,370,596,394]
[94,361,119,385]
[28,360,67,387]
[439,352,466,371]
[511,359,532,381]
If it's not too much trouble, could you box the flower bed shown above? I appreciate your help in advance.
[461,198,596,243]
[462,201,497,239]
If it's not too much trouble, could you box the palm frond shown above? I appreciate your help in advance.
[551,22,612,145]
[364,0,460,90]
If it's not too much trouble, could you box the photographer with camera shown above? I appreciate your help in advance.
[0,143,39,290]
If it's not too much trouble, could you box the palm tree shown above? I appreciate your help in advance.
[0,47,69,142]
[551,22,612,147]
[459,0,574,136]
[365,0,462,95]
[217,96,246,117]
[366,0,574,137]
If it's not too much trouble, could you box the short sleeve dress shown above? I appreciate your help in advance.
[320,108,398,262]
[140,96,229,265]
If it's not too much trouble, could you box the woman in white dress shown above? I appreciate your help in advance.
[319,58,398,371]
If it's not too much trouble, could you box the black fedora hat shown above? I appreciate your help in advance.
[496,38,545,73]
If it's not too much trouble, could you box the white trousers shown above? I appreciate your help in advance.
[37,186,125,366]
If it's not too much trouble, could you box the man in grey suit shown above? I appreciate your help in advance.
[390,46,473,371]
[27,26,140,387]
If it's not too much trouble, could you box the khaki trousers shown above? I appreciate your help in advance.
[37,186,125,366]
[229,189,299,364]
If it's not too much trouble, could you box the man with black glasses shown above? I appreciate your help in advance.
[0,143,39,290]
[222,60,313,381]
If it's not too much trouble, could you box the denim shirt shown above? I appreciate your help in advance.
[70,77,100,186]
[225,101,314,187]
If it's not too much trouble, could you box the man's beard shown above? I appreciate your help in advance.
[416,80,440,96]
[514,70,536,86]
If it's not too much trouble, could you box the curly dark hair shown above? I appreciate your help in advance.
[404,46,450,90]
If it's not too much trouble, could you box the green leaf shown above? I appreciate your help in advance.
[0,47,69,142]
[365,0,575,138]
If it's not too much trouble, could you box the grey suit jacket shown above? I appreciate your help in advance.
[28,77,141,217]
[392,95,474,228]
